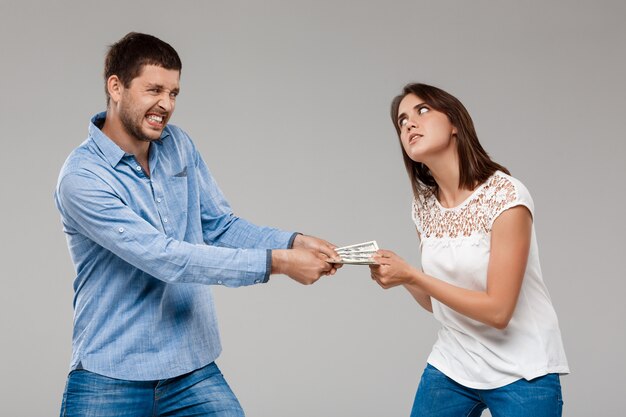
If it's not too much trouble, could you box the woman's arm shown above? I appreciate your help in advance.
[371,206,532,329]
[402,282,433,312]
[401,228,432,312]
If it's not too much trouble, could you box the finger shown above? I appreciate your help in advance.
[372,254,390,266]
[320,252,342,266]
[318,244,339,260]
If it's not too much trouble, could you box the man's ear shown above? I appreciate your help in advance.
[107,75,123,104]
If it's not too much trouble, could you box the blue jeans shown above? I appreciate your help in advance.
[59,362,245,417]
[410,364,563,417]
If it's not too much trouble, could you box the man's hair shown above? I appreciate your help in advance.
[104,32,182,105]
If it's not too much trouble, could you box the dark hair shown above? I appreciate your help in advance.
[390,83,509,198]
[104,32,182,105]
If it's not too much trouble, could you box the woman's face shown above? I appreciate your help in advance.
[396,94,457,163]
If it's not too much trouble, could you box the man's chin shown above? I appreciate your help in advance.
[138,128,164,142]
[138,135,161,143]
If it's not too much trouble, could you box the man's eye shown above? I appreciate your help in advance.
[418,106,430,115]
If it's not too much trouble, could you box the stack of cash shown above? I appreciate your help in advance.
[330,241,379,265]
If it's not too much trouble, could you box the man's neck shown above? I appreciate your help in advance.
[101,112,150,160]
[101,112,151,176]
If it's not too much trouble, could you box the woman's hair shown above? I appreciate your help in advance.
[390,83,509,197]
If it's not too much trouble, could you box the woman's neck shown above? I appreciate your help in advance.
[427,155,473,209]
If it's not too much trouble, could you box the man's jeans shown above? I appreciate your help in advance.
[60,362,245,417]
[411,364,563,417]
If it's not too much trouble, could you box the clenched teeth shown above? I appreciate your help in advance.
[147,115,164,123]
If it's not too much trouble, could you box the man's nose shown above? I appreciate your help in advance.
[158,94,174,111]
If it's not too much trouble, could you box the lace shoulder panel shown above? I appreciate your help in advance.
[411,173,532,239]
[484,173,533,229]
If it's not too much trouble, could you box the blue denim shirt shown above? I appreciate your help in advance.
[55,112,296,380]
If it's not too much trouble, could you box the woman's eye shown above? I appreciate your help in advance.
[418,106,430,115]
[399,117,408,127]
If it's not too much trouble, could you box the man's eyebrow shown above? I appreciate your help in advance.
[145,83,180,93]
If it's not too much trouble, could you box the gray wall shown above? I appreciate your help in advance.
[1,1,624,416]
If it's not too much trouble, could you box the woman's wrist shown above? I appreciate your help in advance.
[405,267,422,287]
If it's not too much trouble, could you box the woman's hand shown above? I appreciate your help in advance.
[369,250,415,289]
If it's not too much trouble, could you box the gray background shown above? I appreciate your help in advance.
[1,1,624,416]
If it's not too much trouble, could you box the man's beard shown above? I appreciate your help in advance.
[119,101,162,143]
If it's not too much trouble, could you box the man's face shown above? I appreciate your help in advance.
[118,65,180,142]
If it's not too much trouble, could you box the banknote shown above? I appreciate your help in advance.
[329,241,379,265]
[335,241,379,253]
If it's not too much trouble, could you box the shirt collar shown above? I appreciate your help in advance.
[89,112,171,167]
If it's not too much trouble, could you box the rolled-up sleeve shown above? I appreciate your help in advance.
[57,171,268,287]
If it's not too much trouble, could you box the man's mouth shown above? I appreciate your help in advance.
[146,113,166,127]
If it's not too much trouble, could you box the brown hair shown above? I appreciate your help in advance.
[104,32,182,105]
[390,83,509,197]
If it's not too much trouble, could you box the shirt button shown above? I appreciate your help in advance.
[156,198,162,203]
[217,280,223,285]
[136,166,141,171]
[118,227,124,233]
[163,218,168,223]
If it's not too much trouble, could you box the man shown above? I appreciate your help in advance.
[55,32,339,416]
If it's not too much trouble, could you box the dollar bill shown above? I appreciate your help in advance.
[329,241,379,265]
[335,241,379,253]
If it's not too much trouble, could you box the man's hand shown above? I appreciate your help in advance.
[272,249,335,285]
[292,234,342,274]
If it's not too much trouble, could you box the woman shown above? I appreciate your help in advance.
[370,83,569,417]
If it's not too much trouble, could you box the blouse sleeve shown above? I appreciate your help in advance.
[487,174,535,230]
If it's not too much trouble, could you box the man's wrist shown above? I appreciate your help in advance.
[289,233,303,249]
[271,249,289,275]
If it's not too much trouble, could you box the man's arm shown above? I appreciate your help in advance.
[58,170,337,286]
[58,171,271,287]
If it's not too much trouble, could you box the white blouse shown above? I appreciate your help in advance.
[412,171,569,389]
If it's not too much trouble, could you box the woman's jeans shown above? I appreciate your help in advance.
[59,362,245,417]
[410,364,563,417]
